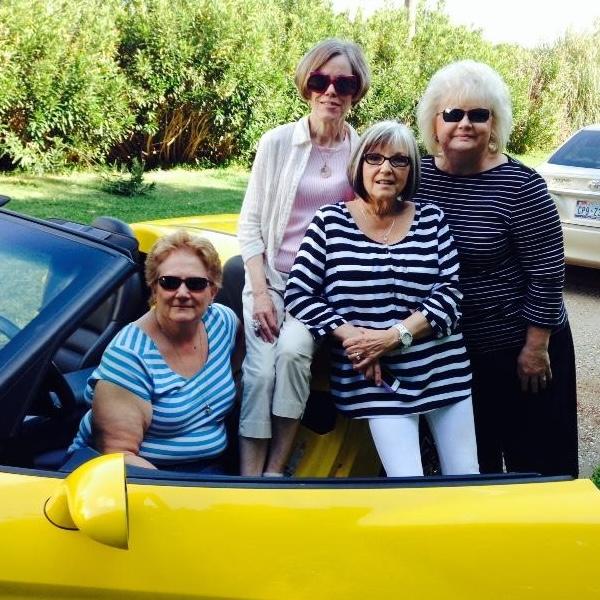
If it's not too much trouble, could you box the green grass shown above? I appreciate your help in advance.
[0,167,249,224]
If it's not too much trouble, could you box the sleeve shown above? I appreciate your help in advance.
[510,170,565,327]
[88,338,153,402]
[237,132,272,263]
[284,209,348,340]
[212,303,239,351]
[418,208,463,337]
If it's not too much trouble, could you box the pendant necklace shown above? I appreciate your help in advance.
[314,144,332,178]
[359,202,397,245]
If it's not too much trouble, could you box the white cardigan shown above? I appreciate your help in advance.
[238,115,359,292]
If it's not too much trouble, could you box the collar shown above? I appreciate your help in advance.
[292,115,312,146]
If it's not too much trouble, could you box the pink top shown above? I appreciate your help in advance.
[275,136,354,273]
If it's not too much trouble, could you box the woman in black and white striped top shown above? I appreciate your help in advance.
[414,60,578,477]
[286,121,479,477]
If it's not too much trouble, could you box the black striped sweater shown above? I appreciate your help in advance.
[413,156,567,354]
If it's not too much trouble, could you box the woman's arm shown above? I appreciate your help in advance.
[417,208,463,337]
[92,380,156,469]
[511,171,565,393]
[285,210,348,341]
[237,134,271,264]
[245,254,279,342]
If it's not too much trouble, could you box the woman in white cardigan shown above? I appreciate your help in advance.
[238,38,370,476]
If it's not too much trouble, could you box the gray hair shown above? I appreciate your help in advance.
[416,60,513,155]
[295,38,371,106]
[348,120,421,203]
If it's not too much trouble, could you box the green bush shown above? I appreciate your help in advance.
[101,157,156,197]
[0,0,598,171]
[0,0,133,171]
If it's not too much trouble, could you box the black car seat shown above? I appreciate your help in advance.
[52,217,146,373]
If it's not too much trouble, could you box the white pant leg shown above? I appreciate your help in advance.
[426,399,480,475]
[272,314,316,420]
[239,285,285,439]
[368,416,424,477]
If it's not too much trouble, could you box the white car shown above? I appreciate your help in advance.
[537,125,600,268]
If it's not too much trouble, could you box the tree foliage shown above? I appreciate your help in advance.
[0,0,598,171]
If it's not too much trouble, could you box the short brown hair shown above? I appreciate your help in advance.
[348,120,421,203]
[145,230,222,302]
[295,38,370,106]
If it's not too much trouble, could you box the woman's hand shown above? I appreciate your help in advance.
[343,328,398,370]
[252,291,279,343]
[360,358,383,386]
[517,326,552,394]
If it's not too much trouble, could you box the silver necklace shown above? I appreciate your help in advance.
[358,202,397,245]
[313,143,332,178]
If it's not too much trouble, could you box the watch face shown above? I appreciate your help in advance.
[401,332,412,345]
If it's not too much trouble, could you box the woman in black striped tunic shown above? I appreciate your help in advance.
[285,121,479,477]
[414,60,578,477]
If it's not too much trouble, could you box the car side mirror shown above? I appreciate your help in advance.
[44,453,129,549]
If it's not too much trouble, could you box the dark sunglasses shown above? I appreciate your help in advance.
[306,71,359,96]
[363,153,411,168]
[158,275,213,292]
[439,108,491,123]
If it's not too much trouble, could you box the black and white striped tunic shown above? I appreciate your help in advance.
[285,202,472,418]
[413,156,567,354]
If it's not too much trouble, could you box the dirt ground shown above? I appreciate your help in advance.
[563,265,600,478]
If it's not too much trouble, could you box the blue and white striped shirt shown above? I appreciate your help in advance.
[413,156,567,353]
[69,303,238,465]
[285,202,472,418]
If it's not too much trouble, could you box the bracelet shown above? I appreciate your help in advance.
[252,289,269,298]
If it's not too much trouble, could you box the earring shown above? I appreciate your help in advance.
[489,133,498,154]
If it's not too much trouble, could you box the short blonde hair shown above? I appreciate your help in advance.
[145,230,222,302]
[417,60,513,155]
[348,120,421,203]
[295,38,370,106]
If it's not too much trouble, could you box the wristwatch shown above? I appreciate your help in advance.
[393,322,413,348]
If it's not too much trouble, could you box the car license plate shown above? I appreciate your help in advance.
[574,200,600,221]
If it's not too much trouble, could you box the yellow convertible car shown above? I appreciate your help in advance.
[0,201,599,599]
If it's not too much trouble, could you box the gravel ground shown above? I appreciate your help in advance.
[563,265,600,478]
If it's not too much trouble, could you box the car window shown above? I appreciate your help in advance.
[548,130,600,169]
[0,219,115,351]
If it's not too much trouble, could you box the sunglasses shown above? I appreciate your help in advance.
[306,71,359,96]
[157,275,213,292]
[363,153,411,168]
[439,108,491,123]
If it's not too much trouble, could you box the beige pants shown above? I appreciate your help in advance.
[239,282,316,439]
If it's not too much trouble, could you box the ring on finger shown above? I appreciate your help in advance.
[251,318,261,331]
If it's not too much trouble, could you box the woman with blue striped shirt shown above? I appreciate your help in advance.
[69,231,242,473]
[285,121,479,477]
[415,61,578,477]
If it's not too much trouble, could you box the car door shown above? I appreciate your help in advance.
[1,455,600,600]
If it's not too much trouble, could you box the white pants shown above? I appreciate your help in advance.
[239,282,316,439]
[369,399,480,477]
